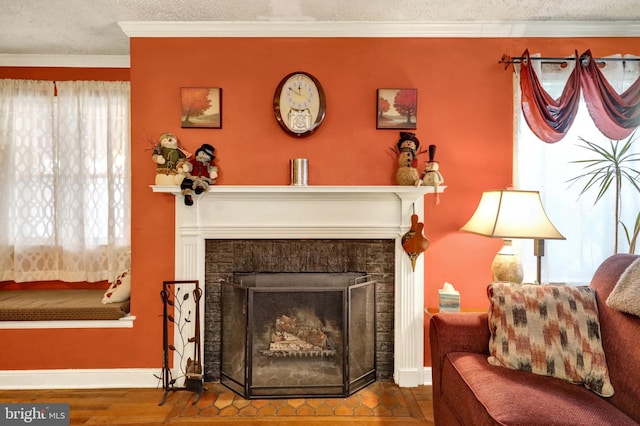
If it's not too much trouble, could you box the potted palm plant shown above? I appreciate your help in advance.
[567,131,640,254]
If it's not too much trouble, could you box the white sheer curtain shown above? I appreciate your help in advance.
[0,79,130,283]
[514,55,640,285]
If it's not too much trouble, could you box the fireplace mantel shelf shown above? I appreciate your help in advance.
[151,184,445,202]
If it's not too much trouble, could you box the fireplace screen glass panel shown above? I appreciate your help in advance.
[220,273,376,399]
[220,284,248,396]
[348,282,376,391]
[250,289,345,397]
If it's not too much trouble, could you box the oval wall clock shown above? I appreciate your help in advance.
[273,71,326,137]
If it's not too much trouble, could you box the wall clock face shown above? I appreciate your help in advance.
[273,71,326,137]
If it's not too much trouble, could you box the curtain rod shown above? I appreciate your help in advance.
[499,53,640,70]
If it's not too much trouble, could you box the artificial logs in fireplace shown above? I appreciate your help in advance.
[220,272,376,399]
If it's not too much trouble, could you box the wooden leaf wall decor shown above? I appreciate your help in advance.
[401,214,430,271]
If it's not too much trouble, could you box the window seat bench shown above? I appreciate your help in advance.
[0,289,130,322]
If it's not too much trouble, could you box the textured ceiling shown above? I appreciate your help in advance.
[2,0,640,56]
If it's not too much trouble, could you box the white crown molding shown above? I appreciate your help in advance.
[0,54,129,68]
[118,20,640,38]
[2,21,636,68]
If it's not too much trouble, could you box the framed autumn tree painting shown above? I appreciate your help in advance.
[181,87,222,128]
[376,88,417,129]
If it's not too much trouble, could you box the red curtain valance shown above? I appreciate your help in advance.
[519,49,640,143]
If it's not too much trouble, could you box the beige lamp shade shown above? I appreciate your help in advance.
[460,189,565,284]
[460,190,565,240]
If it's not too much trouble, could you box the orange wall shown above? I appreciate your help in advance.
[1,37,638,371]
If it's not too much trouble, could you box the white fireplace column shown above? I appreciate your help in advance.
[152,185,442,388]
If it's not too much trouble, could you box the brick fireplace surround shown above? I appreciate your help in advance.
[153,185,438,388]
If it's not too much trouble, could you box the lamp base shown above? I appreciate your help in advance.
[491,239,523,283]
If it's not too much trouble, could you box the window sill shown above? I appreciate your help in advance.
[0,314,136,329]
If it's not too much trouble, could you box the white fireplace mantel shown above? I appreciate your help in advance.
[153,185,444,388]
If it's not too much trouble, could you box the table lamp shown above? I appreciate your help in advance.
[460,189,565,284]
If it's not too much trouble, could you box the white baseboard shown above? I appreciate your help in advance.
[0,315,136,329]
[0,368,160,390]
[423,367,432,386]
[0,367,432,390]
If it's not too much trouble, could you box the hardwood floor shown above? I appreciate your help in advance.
[0,383,435,425]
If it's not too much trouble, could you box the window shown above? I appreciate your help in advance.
[514,56,640,284]
[0,79,130,283]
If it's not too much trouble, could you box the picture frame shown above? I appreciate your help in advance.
[376,88,417,130]
[181,87,222,129]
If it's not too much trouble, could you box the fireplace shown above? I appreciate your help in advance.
[204,238,395,387]
[153,185,439,388]
[220,272,376,398]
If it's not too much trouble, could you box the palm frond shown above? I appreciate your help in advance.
[569,131,640,254]
[621,212,640,254]
[594,173,615,203]
[632,213,640,254]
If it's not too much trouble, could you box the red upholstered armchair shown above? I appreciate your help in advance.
[429,254,640,425]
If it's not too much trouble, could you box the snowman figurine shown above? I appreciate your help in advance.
[421,144,444,202]
[395,132,422,186]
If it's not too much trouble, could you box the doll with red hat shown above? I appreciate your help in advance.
[179,143,218,206]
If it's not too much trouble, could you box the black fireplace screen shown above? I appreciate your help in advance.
[220,273,376,399]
